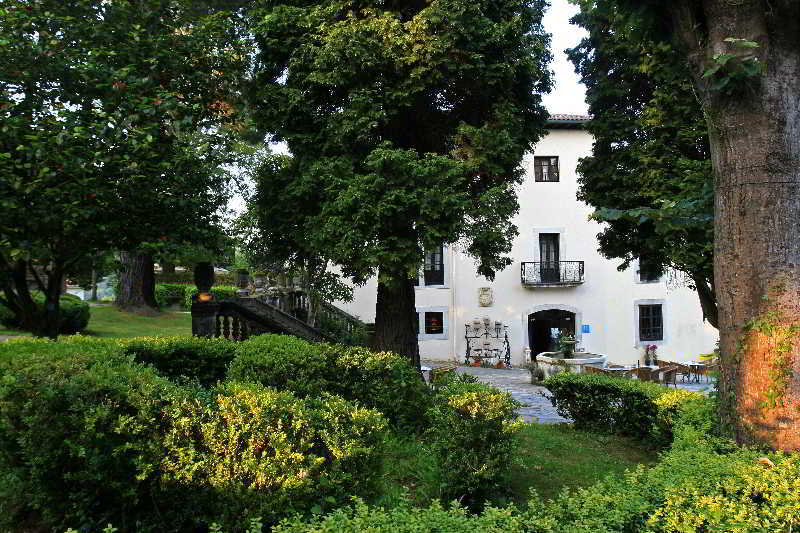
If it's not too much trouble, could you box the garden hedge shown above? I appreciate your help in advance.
[120,335,237,387]
[0,337,390,533]
[0,338,187,532]
[155,282,188,308]
[0,291,90,334]
[163,382,387,530]
[184,285,238,309]
[228,335,432,431]
[542,372,704,445]
[425,378,522,508]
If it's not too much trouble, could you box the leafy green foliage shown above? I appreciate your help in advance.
[568,1,716,325]
[244,0,552,353]
[227,334,334,397]
[228,335,432,431]
[163,382,388,531]
[0,336,390,532]
[542,373,705,445]
[120,336,237,388]
[0,291,89,334]
[0,0,246,336]
[154,283,188,309]
[0,338,188,532]
[183,285,238,309]
[275,501,527,533]
[425,380,522,508]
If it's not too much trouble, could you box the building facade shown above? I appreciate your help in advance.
[337,115,719,366]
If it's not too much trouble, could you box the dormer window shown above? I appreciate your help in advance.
[534,156,559,182]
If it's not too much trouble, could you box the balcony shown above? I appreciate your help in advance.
[521,261,585,287]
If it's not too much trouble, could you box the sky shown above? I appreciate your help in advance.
[541,1,589,115]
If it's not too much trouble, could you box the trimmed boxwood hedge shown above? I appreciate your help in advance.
[163,382,387,530]
[184,285,237,309]
[0,337,390,533]
[155,283,189,309]
[542,372,704,444]
[228,335,432,431]
[120,335,237,387]
[0,291,90,334]
[425,379,522,508]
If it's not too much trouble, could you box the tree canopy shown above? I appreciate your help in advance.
[567,1,716,326]
[245,0,552,361]
[577,0,800,451]
[0,0,245,336]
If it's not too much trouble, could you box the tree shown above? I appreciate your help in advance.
[567,2,717,327]
[579,0,800,451]
[236,153,355,328]
[246,0,552,364]
[0,0,244,337]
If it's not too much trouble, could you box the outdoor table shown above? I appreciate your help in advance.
[679,361,706,383]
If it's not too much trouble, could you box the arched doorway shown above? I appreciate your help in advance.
[528,309,576,358]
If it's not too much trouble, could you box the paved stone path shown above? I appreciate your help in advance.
[425,363,717,425]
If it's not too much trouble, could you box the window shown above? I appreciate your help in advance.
[416,306,449,339]
[414,245,447,287]
[534,156,559,182]
[424,245,444,285]
[638,304,663,341]
[424,312,444,334]
[637,258,663,283]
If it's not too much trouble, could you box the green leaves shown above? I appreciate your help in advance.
[246,0,551,285]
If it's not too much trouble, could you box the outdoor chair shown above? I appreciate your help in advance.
[662,361,692,382]
[659,366,678,387]
[629,366,655,382]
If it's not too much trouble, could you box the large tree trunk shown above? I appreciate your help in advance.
[669,1,800,450]
[116,251,158,312]
[373,269,419,368]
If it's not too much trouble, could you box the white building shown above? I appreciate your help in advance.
[338,115,719,366]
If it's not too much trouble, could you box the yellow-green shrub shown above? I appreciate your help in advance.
[162,381,388,531]
[649,454,800,532]
[542,373,704,445]
[0,340,189,532]
[425,381,522,508]
[228,335,431,431]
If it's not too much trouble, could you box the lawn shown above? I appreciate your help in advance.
[510,423,658,502]
[377,422,658,508]
[0,305,192,339]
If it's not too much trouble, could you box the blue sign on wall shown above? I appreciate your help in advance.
[582,324,591,334]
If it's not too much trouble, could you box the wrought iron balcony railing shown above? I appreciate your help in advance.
[521,261,585,286]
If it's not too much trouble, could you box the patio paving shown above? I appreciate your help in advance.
[425,363,716,424]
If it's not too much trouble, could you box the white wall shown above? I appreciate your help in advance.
[335,128,719,365]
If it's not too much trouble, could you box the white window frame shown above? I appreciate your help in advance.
[416,306,449,340]
[416,245,449,289]
[633,258,663,284]
[634,299,667,345]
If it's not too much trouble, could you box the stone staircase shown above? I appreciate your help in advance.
[191,293,367,345]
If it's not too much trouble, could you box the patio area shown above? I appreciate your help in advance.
[431,364,716,424]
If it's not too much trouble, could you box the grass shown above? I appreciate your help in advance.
[83,305,192,338]
[375,423,659,509]
[0,304,192,339]
[510,423,659,502]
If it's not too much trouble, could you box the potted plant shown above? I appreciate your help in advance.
[558,333,577,358]
[524,362,545,383]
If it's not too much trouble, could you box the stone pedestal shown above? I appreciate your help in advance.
[191,301,220,337]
